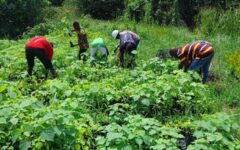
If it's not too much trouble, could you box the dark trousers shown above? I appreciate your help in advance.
[119,42,137,67]
[25,47,54,76]
[187,53,214,83]
[78,48,87,60]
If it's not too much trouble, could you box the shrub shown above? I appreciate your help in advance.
[77,0,124,19]
[198,7,240,36]
[0,0,48,38]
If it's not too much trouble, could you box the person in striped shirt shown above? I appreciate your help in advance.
[169,40,214,83]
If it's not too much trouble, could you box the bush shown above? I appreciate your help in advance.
[49,0,64,6]
[77,0,124,19]
[198,8,240,36]
[0,0,48,39]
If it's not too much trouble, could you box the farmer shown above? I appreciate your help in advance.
[25,36,57,78]
[70,21,89,60]
[90,38,109,60]
[112,30,140,67]
[169,40,214,83]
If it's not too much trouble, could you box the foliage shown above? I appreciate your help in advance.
[188,113,240,150]
[197,7,240,36]
[76,0,124,19]
[49,0,64,6]
[226,50,240,78]
[0,0,48,38]
[96,115,183,149]
[0,16,239,149]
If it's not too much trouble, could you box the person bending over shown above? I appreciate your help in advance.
[169,40,214,83]
[25,36,57,78]
[112,30,140,67]
[90,38,109,60]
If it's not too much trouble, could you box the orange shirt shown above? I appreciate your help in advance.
[177,41,214,67]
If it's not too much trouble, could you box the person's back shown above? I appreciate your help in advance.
[169,40,214,83]
[112,30,140,68]
[26,36,53,60]
[119,31,140,49]
[90,38,108,62]
[91,38,106,49]
[25,36,57,78]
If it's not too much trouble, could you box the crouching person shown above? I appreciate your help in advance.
[112,30,140,68]
[91,38,109,60]
[169,41,214,83]
[25,36,57,78]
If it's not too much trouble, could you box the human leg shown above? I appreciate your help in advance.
[35,49,57,78]
[25,48,35,76]
[90,48,98,58]
[201,54,214,83]
[78,48,87,60]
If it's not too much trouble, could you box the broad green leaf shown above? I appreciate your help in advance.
[193,131,204,138]
[20,100,30,108]
[19,141,31,150]
[54,126,62,136]
[0,117,7,124]
[141,98,150,106]
[43,113,53,121]
[0,86,7,93]
[10,117,18,125]
[135,138,143,146]
[106,132,123,141]
[8,91,17,98]
[65,90,72,97]
[96,136,106,145]
[131,50,137,55]
[90,86,99,93]
[70,101,78,108]
[40,128,55,141]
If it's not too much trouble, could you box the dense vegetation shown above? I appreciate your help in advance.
[0,1,240,149]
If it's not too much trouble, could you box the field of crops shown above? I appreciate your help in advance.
[0,17,240,149]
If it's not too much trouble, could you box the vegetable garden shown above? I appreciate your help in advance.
[0,17,240,150]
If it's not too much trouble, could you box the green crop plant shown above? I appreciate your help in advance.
[0,16,239,149]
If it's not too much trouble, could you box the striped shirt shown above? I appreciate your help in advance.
[177,41,214,66]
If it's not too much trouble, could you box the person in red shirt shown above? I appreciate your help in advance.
[25,36,57,78]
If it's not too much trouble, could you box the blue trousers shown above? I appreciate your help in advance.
[187,53,214,83]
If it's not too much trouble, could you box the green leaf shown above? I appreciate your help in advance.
[207,134,216,142]
[53,126,62,136]
[8,91,17,98]
[10,117,18,125]
[141,99,150,106]
[131,50,137,55]
[135,138,143,146]
[96,136,106,145]
[90,86,99,93]
[40,128,55,141]
[0,86,7,93]
[106,132,123,141]
[43,113,53,121]
[70,101,78,109]
[133,95,140,101]
[193,131,204,138]
[0,117,7,124]
[65,90,72,97]
[151,144,166,150]
[19,141,31,150]
[20,100,30,108]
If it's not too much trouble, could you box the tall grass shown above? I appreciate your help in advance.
[197,7,240,37]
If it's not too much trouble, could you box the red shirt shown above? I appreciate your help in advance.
[26,36,53,60]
